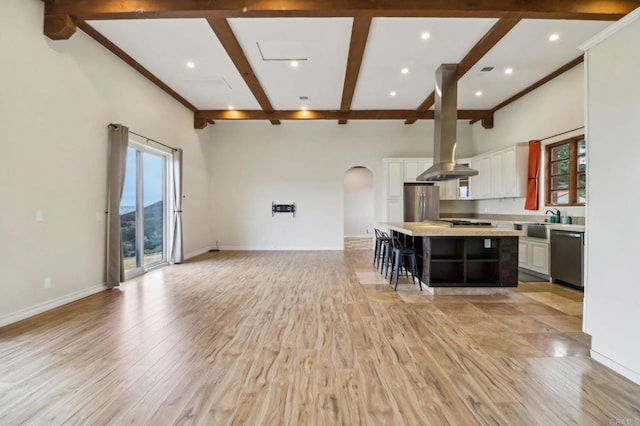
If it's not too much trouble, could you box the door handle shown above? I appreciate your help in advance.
[556,232,582,238]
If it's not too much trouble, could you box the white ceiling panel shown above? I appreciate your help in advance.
[458,19,611,109]
[229,18,353,110]
[351,18,498,110]
[87,19,261,110]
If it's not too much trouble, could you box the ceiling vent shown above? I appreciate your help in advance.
[257,41,307,61]
[299,96,309,100]
[480,66,494,72]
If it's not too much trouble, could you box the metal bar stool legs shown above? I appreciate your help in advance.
[388,237,421,291]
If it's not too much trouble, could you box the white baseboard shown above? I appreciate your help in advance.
[219,245,344,251]
[184,246,213,260]
[591,349,640,386]
[0,283,107,328]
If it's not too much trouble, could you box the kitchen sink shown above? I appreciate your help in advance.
[525,223,550,240]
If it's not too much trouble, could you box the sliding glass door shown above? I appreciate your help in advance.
[121,143,168,277]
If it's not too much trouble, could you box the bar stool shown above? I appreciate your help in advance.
[374,229,390,270]
[388,236,421,291]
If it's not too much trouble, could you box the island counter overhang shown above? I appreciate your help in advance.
[381,222,523,289]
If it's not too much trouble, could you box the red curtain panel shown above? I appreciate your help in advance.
[524,140,541,210]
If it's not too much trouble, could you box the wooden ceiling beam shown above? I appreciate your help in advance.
[207,18,280,126]
[195,109,492,123]
[75,21,198,113]
[470,56,584,125]
[44,14,76,40]
[338,17,372,125]
[405,16,520,124]
[43,1,639,21]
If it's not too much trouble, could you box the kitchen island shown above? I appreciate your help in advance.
[382,222,523,294]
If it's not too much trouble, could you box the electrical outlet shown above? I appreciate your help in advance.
[35,210,44,222]
[483,207,489,213]
[484,239,491,249]
[44,277,51,289]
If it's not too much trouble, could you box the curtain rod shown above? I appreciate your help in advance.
[108,124,177,152]
[539,126,585,142]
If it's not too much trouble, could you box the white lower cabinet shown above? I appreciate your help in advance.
[519,237,549,276]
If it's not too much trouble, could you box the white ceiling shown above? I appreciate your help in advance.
[228,18,353,110]
[351,18,497,110]
[86,16,613,114]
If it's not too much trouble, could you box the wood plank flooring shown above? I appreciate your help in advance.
[1,246,640,425]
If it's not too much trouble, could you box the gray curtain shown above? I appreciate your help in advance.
[106,124,128,288]
[169,148,184,263]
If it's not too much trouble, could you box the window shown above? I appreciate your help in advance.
[546,135,586,206]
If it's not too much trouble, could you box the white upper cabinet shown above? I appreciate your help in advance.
[469,144,528,199]
[383,159,404,199]
[403,159,433,183]
[470,155,492,199]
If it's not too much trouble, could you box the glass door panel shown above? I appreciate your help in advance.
[142,152,165,267]
[121,147,141,273]
[120,145,168,277]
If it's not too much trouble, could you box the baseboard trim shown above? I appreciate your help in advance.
[0,283,107,328]
[184,246,213,260]
[220,245,344,251]
[591,349,640,386]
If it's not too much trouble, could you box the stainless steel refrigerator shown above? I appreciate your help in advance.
[404,183,440,222]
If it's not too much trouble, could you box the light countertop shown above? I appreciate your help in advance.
[381,222,523,237]
[441,217,585,233]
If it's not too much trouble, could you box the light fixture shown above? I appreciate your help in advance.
[228,105,234,110]
[475,91,483,97]
[421,32,430,40]
[301,106,307,110]
[186,61,195,68]
[401,67,409,74]
[505,68,513,75]
[390,91,397,97]
[290,60,299,68]
[549,33,560,42]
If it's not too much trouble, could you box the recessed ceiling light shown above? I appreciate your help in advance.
[228,105,234,110]
[186,61,195,68]
[475,91,483,97]
[291,60,299,68]
[505,68,513,75]
[390,91,397,97]
[401,67,409,74]
[549,33,560,42]
[421,32,430,40]
[301,106,307,110]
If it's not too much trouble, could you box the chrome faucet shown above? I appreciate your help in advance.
[545,208,561,223]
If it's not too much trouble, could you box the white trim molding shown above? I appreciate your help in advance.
[580,7,640,51]
[591,350,640,386]
[0,284,107,328]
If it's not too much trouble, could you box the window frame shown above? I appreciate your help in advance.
[545,135,586,207]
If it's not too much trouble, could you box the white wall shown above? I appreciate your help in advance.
[583,10,640,385]
[343,167,374,237]
[470,64,586,218]
[0,0,213,324]
[208,120,474,249]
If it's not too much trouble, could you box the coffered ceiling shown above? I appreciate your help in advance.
[41,1,639,128]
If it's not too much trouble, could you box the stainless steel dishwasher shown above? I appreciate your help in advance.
[550,230,584,288]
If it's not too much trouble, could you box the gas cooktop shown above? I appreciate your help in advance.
[440,220,494,228]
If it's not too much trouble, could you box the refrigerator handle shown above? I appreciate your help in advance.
[419,192,424,220]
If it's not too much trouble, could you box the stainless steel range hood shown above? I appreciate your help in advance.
[417,64,478,182]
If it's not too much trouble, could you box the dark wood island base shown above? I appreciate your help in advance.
[386,222,523,295]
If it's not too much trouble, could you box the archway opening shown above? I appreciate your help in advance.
[343,166,374,250]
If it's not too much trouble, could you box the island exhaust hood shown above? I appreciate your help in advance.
[417,64,478,182]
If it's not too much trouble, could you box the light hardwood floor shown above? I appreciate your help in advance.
[1,246,639,425]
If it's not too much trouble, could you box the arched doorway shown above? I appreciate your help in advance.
[343,166,374,250]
